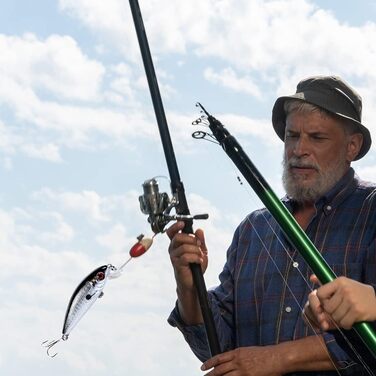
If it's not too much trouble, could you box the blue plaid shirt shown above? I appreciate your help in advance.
[168,168,376,375]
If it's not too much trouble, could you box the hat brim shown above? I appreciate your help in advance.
[272,92,371,161]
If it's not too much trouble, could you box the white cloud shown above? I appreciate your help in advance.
[0,118,63,162]
[58,0,376,141]
[96,223,129,253]
[32,188,110,222]
[29,189,152,250]
[0,33,105,101]
[107,63,136,102]
[212,112,281,148]
[58,0,212,57]
[0,33,161,159]
[0,119,17,153]
[59,0,139,60]
[0,209,16,248]
[20,99,157,145]
[204,67,262,98]
[4,1,376,161]
[58,0,376,81]
[355,164,376,182]
[22,142,62,162]
[38,212,75,243]
[2,79,158,147]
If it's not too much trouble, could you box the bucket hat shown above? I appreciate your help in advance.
[272,75,371,160]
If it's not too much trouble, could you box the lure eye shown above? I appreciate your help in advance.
[96,272,105,281]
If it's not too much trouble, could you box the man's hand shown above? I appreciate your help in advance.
[316,276,376,329]
[166,221,208,325]
[304,275,376,330]
[166,221,208,290]
[304,289,334,331]
[200,346,283,376]
[200,336,334,375]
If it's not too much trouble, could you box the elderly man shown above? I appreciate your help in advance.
[167,76,376,375]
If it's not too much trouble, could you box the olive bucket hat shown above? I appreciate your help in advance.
[272,75,371,160]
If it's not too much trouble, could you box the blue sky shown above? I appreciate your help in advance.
[1,1,376,375]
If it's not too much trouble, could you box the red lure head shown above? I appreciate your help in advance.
[96,271,106,281]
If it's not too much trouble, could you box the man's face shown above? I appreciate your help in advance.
[282,110,351,203]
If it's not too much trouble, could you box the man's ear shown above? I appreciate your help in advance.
[347,133,363,162]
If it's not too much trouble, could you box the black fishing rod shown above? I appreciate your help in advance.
[194,103,376,361]
[128,0,221,357]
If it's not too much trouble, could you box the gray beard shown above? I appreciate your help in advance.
[282,154,348,204]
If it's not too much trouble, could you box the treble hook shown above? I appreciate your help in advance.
[42,339,61,358]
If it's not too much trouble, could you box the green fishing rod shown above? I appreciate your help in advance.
[195,103,376,360]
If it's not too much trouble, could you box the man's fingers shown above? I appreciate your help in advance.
[320,291,343,315]
[316,278,342,301]
[201,351,235,371]
[169,232,201,254]
[166,221,185,240]
[308,290,323,314]
[338,311,356,330]
[303,290,321,328]
[309,274,321,286]
[195,228,208,254]
[172,245,206,265]
[329,300,350,324]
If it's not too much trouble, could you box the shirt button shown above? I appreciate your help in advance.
[326,205,332,211]
[293,261,299,268]
[285,306,292,313]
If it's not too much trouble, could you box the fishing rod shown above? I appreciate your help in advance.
[128,0,221,356]
[193,103,376,360]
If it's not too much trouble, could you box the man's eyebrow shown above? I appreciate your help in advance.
[307,131,329,136]
[286,129,328,135]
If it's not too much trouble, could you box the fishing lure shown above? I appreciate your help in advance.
[42,234,153,357]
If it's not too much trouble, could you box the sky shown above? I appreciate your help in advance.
[1,1,376,375]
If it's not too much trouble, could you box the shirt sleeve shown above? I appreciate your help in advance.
[329,325,376,373]
[323,331,366,374]
[167,301,211,361]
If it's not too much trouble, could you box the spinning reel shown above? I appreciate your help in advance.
[139,178,208,233]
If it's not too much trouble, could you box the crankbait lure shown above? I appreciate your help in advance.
[42,234,153,357]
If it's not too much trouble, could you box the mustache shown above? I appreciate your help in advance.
[285,157,320,172]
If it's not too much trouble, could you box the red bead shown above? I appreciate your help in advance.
[129,242,147,258]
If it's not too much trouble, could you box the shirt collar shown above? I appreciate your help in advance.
[282,167,357,214]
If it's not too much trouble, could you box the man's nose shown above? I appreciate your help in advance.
[293,136,310,157]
